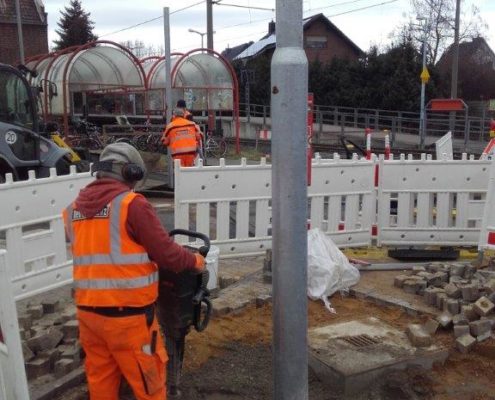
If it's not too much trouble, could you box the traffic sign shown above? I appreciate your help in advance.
[420,67,430,84]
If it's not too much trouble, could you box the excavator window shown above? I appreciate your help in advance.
[0,69,34,130]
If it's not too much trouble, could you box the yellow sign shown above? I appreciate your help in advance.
[420,67,430,84]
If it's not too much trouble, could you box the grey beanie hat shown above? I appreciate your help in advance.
[98,142,146,182]
[173,107,185,117]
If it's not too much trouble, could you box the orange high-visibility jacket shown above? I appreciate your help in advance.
[162,117,199,155]
[63,192,158,307]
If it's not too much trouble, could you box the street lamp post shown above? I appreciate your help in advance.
[418,16,428,149]
[188,28,215,49]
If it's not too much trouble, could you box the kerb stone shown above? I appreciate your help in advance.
[406,324,432,347]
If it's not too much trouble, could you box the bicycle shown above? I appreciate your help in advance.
[204,132,227,158]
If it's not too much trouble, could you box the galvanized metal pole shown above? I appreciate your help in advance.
[14,0,25,64]
[420,23,427,150]
[164,7,173,188]
[451,0,461,99]
[271,0,308,399]
[206,0,214,50]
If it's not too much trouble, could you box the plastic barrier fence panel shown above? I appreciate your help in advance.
[377,154,490,247]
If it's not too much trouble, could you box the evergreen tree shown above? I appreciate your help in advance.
[54,0,97,50]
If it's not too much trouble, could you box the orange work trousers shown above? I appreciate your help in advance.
[173,153,196,167]
[77,309,168,400]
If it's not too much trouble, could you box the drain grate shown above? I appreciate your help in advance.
[340,334,381,347]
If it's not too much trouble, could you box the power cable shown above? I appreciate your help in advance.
[215,3,275,11]
[100,1,205,38]
[328,0,400,17]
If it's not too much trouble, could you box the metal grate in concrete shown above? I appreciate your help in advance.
[340,334,381,348]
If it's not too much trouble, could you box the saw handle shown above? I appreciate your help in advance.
[169,229,210,257]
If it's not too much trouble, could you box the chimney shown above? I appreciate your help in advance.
[268,20,275,35]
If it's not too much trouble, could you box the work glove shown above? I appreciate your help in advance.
[193,253,206,273]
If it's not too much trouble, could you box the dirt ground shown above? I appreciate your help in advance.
[56,295,495,400]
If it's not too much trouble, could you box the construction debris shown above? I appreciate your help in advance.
[395,262,495,353]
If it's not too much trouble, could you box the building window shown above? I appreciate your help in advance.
[305,36,327,49]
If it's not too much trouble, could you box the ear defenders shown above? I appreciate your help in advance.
[91,161,145,182]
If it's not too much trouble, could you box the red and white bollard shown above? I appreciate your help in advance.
[384,134,391,160]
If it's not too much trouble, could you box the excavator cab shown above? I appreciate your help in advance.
[0,63,75,182]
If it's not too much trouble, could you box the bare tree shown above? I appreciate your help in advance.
[393,0,487,64]
[119,40,163,58]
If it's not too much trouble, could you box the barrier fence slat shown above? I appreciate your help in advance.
[417,193,432,227]
[236,200,250,239]
[310,196,324,230]
[255,200,270,237]
[327,196,341,233]
[196,203,210,239]
[0,250,30,400]
[216,201,230,240]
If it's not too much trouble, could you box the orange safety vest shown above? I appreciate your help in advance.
[162,117,198,156]
[63,192,158,307]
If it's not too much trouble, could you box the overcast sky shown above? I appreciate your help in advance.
[42,0,495,54]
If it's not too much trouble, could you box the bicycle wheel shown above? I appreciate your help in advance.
[134,134,149,151]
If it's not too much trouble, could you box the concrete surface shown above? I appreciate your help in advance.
[308,317,449,396]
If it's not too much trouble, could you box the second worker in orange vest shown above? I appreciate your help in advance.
[63,143,205,400]
[162,107,203,167]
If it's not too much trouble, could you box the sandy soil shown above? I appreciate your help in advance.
[57,296,495,400]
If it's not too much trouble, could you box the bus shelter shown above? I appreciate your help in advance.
[26,41,147,133]
[146,49,240,151]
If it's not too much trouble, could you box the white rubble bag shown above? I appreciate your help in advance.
[307,228,360,312]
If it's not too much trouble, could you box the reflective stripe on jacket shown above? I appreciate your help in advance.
[162,117,198,155]
[63,191,158,307]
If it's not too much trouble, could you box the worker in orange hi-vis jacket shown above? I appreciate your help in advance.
[162,108,203,167]
[63,143,205,400]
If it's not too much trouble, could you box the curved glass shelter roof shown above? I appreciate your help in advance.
[26,44,145,116]
[147,52,235,111]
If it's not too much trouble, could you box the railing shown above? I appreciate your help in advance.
[238,103,492,152]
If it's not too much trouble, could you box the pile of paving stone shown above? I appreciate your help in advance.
[17,299,83,380]
[394,262,495,353]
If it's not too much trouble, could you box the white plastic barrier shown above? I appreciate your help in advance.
[0,168,93,300]
[377,154,490,247]
[0,250,30,400]
[174,156,376,257]
[479,159,495,250]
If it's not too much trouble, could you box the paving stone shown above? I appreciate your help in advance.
[461,284,480,302]
[27,305,44,320]
[473,296,495,317]
[453,325,470,338]
[456,334,476,353]
[444,283,461,299]
[412,266,426,275]
[58,344,81,363]
[406,324,432,347]
[463,265,477,280]
[62,320,79,340]
[450,264,466,277]
[38,348,61,371]
[27,327,63,353]
[22,341,35,361]
[436,293,448,310]
[25,357,50,379]
[488,292,495,304]
[461,305,479,322]
[19,328,31,341]
[423,287,438,306]
[417,271,433,279]
[17,314,33,331]
[41,299,60,314]
[54,358,76,379]
[452,314,469,326]
[446,299,460,315]
[469,319,492,337]
[423,319,439,335]
[486,279,495,293]
[476,331,492,343]
[481,316,495,330]
[436,312,453,328]
[394,275,410,288]
[403,280,418,294]
[219,276,237,289]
